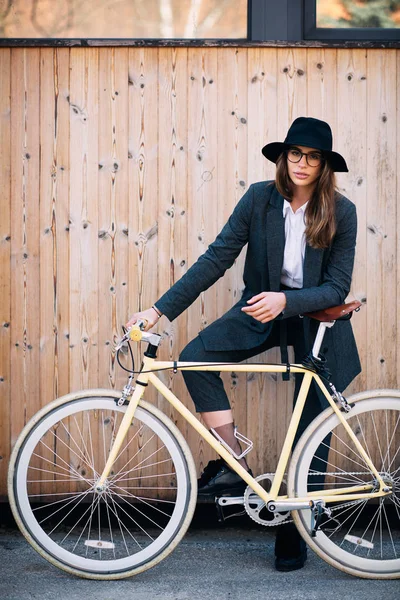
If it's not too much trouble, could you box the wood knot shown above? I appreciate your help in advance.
[316,63,323,69]
[297,69,304,76]
[382,114,387,123]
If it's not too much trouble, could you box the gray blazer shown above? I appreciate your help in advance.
[156,181,361,391]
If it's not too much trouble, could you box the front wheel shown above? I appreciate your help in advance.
[288,389,400,579]
[8,390,197,579]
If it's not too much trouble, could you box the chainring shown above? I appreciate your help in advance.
[244,473,292,527]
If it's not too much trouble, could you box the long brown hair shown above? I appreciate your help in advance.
[275,152,338,249]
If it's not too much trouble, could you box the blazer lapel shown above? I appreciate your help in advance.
[266,188,285,292]
[303,244,324,288]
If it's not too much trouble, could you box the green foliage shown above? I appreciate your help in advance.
[319,0,400,29]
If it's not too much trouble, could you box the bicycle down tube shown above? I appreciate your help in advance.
[96,355,392,506]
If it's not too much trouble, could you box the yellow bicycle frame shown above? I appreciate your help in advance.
[96,356,391,507]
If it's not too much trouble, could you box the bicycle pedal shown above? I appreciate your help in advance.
[215,496,245,523]
[310,500,328,537]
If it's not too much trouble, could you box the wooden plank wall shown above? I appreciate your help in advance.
[0,47,399,498]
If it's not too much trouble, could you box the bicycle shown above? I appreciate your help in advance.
[8,300,400,580]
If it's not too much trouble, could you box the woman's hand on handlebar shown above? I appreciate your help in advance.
[126,307,162,332]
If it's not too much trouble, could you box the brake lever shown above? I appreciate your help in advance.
[115,332,130,352]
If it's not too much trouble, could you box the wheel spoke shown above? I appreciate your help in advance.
[10,396,198,575]
[292,396,400,576]
[111,482,174,518]
[105,489,157,539]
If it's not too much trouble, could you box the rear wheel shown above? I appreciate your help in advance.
[289,390,400,579]
[8,391,197,579]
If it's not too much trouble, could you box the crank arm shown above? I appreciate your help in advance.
[216,495,245,507]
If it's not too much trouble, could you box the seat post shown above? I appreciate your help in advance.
[312,321,335,358]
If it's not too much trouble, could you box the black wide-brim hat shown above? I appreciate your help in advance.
[262,117,348,172]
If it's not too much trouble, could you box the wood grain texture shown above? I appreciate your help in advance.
[0,47,399,498]
[365,51,397,390]
[336,49,368,394]
[69,48,100,392]
[10,49,41,447]
[98,48,130,392]
[0,49,11,490]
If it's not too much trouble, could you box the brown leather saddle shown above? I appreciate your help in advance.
[305,300,362,322]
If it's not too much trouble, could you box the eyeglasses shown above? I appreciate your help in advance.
[287,147,324,168]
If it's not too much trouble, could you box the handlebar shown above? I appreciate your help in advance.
[115,321,162,351]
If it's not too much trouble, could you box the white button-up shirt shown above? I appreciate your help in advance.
[280,200,308,289]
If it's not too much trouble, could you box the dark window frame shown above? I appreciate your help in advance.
[0,0,399,47]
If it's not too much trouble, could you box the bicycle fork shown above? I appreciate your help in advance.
[95,371,149,492]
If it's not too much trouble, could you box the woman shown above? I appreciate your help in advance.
[127,117,360,571]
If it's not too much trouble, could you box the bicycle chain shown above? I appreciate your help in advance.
[243,471,380,528]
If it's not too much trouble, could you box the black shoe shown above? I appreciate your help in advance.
[197,459,251,498]
[274,522,307,572]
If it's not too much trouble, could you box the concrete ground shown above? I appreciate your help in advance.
[1,505,399,600]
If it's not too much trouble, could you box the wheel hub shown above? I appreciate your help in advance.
[94,479,110,494]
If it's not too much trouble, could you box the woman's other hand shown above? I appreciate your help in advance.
[241,292,286,323]
[126,307,162,332]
